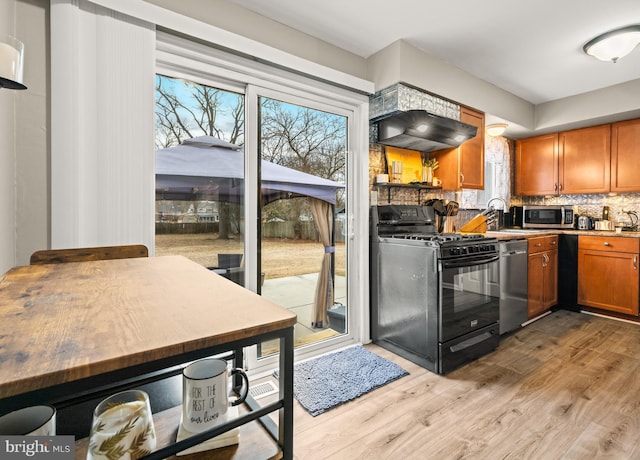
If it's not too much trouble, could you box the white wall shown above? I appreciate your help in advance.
[366,39,640,138]
[0,0,48,274]
[145,0,368,80]
[535,79,640,133]
[366,40,536,132]
[0,0,18,274]
[15,0,48,267]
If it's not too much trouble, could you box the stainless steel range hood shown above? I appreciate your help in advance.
[369,83,478,152]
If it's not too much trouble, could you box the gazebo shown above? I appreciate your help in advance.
[156,136,343,328]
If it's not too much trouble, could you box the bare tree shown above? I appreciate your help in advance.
[260,98,347,229]
[260,99,346,180]
[155,76,347,239]
[155,75,245,148]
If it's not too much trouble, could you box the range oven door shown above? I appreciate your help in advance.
[439,255,500,343]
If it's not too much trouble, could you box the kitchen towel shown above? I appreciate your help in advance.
[275,345,408,416]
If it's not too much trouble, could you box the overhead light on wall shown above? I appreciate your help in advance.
[0,35,27,90]
[486,123,508,137]
[583,25,640,63]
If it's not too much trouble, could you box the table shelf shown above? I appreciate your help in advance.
[74,404,282,460]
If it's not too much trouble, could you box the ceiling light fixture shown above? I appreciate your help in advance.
[583,25,640,63]
[486,123,508,137]
[0,35,27,90]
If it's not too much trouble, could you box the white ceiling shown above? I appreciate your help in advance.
[231,0,640,105]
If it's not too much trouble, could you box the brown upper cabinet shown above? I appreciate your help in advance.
[515,133,558,195]
[432,107,485,190]
[611,118,640,193]
[516,124,611,196]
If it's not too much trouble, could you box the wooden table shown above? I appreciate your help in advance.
[0,255,296,459]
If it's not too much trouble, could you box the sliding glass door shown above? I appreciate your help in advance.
[154,67,357,369]
[256,93,349,358]
[154,30,370,372]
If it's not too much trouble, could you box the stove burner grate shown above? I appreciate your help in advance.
[388,233,486,243]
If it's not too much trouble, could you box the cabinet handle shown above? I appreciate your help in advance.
[554,183,558,192]
[460,172,465,184]
[535,243,542,247]
[543,252,548,267]
[559,183,562,193]
[550,240,557,245]
[634,256,637,271]
[604,242,610,246]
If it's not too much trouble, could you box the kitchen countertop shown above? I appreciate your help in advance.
[486,229,640,240]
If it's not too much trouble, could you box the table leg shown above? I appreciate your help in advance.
[280,327,294,460]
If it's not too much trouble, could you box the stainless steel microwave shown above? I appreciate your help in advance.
[510,205,574,229]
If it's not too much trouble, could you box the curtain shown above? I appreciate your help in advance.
[310,199,334,328]
[51,0,155,250]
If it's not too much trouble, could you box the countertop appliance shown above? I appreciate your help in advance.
[511,205,574,229]
[577,215,590,230]
[499,240,528,334]
[370,205,500,375]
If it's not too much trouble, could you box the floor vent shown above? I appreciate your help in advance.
[249,381,279,400]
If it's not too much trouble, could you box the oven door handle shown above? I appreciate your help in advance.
[449,330,496,353]
[442,255,500,269]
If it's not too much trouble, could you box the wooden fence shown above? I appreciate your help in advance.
[156,220,345,242]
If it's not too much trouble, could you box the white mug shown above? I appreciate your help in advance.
[0,405,56,436]
[182,358,249,433]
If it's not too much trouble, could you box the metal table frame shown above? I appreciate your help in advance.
[1,328,294,460]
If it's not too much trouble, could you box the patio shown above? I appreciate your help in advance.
[261,273,347,351]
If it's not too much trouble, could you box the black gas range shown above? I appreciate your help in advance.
[382,232,499,263]
[370,205,501,374]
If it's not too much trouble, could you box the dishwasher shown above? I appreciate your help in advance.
[499,239,528,334]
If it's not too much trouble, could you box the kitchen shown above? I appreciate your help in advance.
[3,0,640,458]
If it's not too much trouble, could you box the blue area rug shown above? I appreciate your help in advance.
[276,345,409,416]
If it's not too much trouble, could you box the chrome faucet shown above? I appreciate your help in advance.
[486,197,509,230]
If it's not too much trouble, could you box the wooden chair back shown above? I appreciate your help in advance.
[30,245,149,265]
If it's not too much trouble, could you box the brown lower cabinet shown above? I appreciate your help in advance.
[528,235,558,319]
[578,236,640,316]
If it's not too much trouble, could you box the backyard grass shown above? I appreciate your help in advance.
[155,233,345,279]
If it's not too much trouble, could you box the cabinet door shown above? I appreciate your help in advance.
[516,133,558,196]
[459,107,484,190]
[611,119,640,193]
[528,252,546,319]
[543,249,558,309]
[560,124,611,194]
[432,146,461,190]
[578,249,639,316]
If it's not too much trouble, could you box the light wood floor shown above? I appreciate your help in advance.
[288,310,640,459]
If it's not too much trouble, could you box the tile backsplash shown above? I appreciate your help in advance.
[514,194,640,224]
[369,141,640,229]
